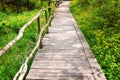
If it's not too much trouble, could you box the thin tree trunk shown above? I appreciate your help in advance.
[16,0,19,13]
[27,0,30,10]
[1,0,6,10]
[18,0,22,12]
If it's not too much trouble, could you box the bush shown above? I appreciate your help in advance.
[95,0,120,28]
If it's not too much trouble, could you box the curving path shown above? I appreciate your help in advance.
[26,1,106,80]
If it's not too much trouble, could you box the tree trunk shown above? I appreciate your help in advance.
[27,0,30,11]
[0,0,6,11]
[16,0,19,13]
[18,0,22,12]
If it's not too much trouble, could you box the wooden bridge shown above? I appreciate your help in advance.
[0,0,106,80]
[26,1,106,80]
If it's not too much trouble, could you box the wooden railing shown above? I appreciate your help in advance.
[0,8,50,56]
[0,0,62,57]
[13,10,53,80]
[0,0,62,80]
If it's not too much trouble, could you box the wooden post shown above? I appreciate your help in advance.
[55,0,57,8]
[53,0,57,16]
[48,0,51,17]
[45,10,48,24]
[37,17,42,49]
[45,10,48,33]
[48,0,51,26]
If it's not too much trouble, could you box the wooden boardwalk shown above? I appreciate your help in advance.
[26,1,106,80]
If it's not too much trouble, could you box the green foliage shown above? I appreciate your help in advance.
[70,0,120,80]
[0,0,51,12]
[0,10,39,79]
[95,0,120,28]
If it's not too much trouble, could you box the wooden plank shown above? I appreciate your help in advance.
[30,60,91,70]
[27,73,92,77]
[28,69,92,73]
[31,61,90,67]
[26,76,90,80]
[34,55,87,61]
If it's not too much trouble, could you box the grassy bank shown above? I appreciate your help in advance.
[0,10,39,80]
[70,1,120,80]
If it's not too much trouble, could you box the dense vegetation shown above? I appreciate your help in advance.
[70,0,120,80]
[0,0,46,12]
[0,0,54,79]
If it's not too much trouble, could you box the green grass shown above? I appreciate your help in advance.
[70,1,120,80]
[0,10,39,80]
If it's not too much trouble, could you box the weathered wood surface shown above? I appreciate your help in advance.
[26,1,106,80]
